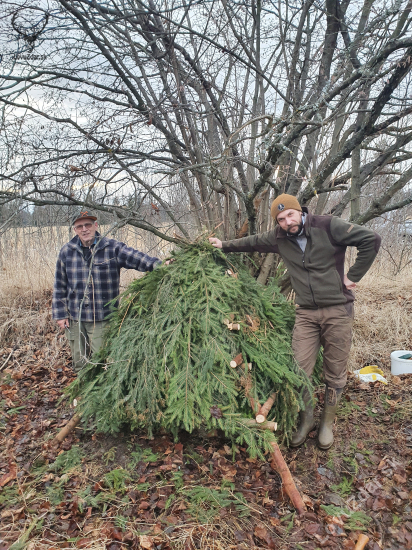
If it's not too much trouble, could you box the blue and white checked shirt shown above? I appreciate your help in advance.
[52,233,161,322]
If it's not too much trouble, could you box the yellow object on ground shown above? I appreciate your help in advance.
[354,365,388,384]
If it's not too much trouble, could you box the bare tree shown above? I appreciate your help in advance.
[0,0,412,252]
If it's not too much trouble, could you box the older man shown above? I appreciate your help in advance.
[52,210,161,371]
[210,194,381,450]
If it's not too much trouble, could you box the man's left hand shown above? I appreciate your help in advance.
[343,275,356,289]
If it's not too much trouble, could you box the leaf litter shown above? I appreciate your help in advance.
[0,290,411,550]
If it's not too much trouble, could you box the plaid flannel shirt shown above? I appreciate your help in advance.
[52,233,161,322]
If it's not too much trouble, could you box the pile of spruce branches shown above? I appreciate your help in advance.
[67,243,311,457]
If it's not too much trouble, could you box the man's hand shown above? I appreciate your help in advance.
[343,275,356,289]
[165,258,175,266]
[57,318,69,330]
[209,237,222,249]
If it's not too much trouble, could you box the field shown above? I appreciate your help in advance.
[0,227,411,550]
[0,225,172,301]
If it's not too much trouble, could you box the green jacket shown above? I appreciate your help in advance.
[222,209,381,309]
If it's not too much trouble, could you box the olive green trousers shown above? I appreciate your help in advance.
[65,319,109,372]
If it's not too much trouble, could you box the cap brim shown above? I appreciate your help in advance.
[72,215,97,225]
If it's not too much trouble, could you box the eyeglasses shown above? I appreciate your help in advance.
[74,222,94,230]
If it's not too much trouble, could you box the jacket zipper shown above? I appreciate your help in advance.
[80,245,94,305]
[302,252,317,308]
[291,238,318,308]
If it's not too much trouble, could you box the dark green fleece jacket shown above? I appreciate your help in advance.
[222,209,381,309]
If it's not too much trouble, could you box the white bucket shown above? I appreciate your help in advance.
[391,350,412,375]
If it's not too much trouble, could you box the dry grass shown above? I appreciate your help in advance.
[0,289,54,346]
[0,225,170,349]
[1,226,411,374]
[348,268,412,373]
[7,514,274,550]
[0,225,172,301]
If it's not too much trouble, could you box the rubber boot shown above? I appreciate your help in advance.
[317,385,343,450]
[290,390,316,447]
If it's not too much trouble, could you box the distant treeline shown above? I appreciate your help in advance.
[0,201,169,228]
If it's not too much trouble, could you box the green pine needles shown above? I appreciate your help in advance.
[67,243,311,457]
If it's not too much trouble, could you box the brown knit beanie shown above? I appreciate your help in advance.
[270,193,302,221]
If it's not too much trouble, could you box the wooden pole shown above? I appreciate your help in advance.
[269,441,306,516]
[354,534,370,550]
[246,388,306,515]
[52,413,81,445]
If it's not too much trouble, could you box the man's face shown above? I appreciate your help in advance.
[276,209,302,235]
[73,218,98,246]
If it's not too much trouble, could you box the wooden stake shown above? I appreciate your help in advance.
[52,413,81,445]
[230,353,243,368]
[245,386,305,515]
[256,392,277,423]
[269,441,306,516]
[354,534,370,550]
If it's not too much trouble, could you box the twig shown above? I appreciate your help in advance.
[0,348,14,372]
[245,391,261,415]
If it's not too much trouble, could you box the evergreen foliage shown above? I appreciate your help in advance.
[67,243,311,457]
[320,505,372,531]
[50,445,84,473]
[184,486,250,521]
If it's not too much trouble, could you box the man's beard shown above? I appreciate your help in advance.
[286,222,304,236]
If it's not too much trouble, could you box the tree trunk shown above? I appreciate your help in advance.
[257,253,276,285]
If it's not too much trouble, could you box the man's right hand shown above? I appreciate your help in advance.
[209,237,222,249]
[57,318,69,330]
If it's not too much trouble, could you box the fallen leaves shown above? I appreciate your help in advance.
[139,535,154,549]
[1,291,412,550]
[253,524,277,548]
[0,462,17,487]
[304,522,320,535]
[0,506,24,519]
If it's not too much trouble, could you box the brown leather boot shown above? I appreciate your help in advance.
[318,385,344,450]
[290,390,316,447]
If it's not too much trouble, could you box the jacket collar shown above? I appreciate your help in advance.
[67,231,110,253]
[302,207,311,236]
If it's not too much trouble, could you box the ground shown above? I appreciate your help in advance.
[0,292,411,550]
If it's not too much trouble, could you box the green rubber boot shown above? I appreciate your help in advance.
[290,391,316,447]
[318,385,344,450]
